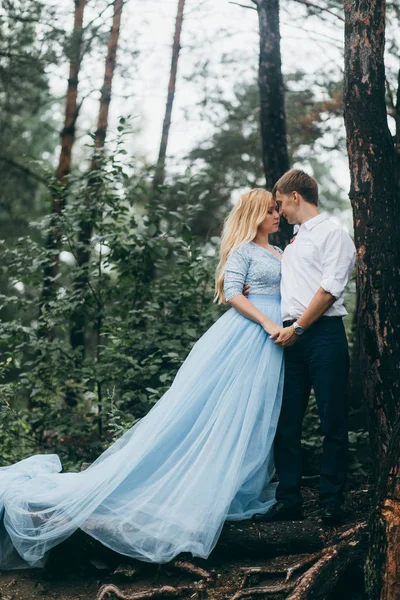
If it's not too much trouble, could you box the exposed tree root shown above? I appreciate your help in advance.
[232,582,296,599]
[96,584,197,600]
[285,522,367,600]
[284,553,322,582]
[94,522,368,600]
[231,522,367,600]
[172,560,213,582]
[238,552,321,588]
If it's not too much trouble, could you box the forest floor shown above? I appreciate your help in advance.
[0,476,372,600]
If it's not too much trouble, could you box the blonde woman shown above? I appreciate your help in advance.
[0,189,285,570]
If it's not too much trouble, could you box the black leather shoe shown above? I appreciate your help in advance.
[320,502,343,525]
[252,501,303,522]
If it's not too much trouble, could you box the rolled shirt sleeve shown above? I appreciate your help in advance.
[320,228,356,299]
[223,247,249,302]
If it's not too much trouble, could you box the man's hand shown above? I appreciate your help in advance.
[243,284,250,297]
[271,326,298,347]
[262,323,283,338]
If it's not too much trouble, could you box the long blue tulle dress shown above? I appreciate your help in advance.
[0,242,284,570]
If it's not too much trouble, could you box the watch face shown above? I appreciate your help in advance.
[294,324,305,335]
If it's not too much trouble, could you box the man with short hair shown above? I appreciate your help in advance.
[255,168,356,525]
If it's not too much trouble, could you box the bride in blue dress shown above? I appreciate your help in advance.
[0,189,284,569]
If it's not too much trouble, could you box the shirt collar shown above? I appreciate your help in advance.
[299,213,328,231]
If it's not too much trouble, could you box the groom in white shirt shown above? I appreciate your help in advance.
[255,169,356,525]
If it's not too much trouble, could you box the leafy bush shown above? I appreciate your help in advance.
[0,127,222,469]
[0,124,367,476]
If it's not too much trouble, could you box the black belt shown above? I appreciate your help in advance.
[283,316,343,327]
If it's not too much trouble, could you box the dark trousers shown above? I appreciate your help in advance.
[274,317,350,507]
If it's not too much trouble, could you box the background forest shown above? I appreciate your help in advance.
[1,1,400,599]
[0,0,398,480]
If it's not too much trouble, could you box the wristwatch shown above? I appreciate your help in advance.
[293,321,305,336]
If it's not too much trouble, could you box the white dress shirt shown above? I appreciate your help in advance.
[281,213,356,321]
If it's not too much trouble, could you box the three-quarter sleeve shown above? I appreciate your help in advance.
[223,246,249,302]
[320,228,356,299]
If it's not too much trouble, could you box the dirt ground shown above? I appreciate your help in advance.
[0,477,371,600]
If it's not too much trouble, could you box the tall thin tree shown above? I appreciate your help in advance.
[250,0,292,246]
[92,0,124,153]
[152,0,186,192]
[343,0,400,597]
[57,0,87,190]
[40,0,86,313]
[69,0,124,359]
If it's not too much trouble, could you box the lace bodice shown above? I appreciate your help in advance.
[223,242,282,301]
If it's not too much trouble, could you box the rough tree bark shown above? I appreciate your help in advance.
[56,0,86,190]
[251,0,292,247]
[152,0,185,193]
[350,69,400,420]
[343,0,400,597]
[40,0,86,313]
[69,0,123,358]
[366,415,400,599]
[343,0,400,476]
[91,0,124,153]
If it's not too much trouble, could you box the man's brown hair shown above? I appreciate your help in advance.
[272,169,318,205]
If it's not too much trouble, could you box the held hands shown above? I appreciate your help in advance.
[270,325,298,347]
[261,320,283,339]
[265,323,283,338]
[242,284,298,346]
[259,319,283,339]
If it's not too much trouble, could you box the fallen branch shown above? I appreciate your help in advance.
[96,584,196,600]
[216,520,326,558]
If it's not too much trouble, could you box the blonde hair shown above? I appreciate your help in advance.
[214,188,273,304]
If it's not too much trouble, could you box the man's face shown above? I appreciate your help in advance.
[275,190,299,225]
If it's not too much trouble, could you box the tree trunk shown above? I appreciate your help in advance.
[395,67,400,202]
[152,0,185,192]
[343,0,400,473]
[343,0,400,597]
[69,0,123,359]
[39,0,86,322]
[92,0,123,153]
[366,415,400,599]
[56,0,86,189]
[253,0,292,247]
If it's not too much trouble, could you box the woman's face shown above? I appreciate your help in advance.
[257,202,280,235]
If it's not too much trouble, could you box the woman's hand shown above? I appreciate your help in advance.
[261,321,283,338]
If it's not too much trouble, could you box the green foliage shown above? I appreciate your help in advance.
[0,121,365,474]
[166,75,349,240]
[0,0,370,481]
[0,127,222,469]
[0,1,62,242]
